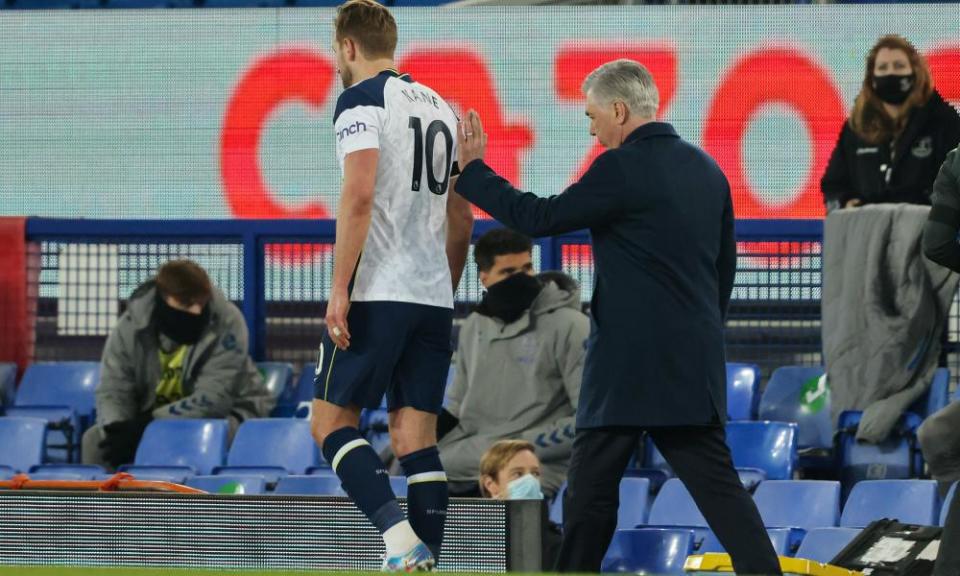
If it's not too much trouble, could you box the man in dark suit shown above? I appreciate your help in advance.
[453,59,782,575]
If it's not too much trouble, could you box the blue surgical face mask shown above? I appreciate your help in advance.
[506,474,544,500]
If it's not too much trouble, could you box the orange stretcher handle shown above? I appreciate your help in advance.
[0,472,205,494]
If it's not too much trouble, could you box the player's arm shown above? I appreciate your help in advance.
[326,149,379,349]
[446,178,474,293]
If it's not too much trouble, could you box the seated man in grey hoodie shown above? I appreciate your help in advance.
[82,259,275,470]
[438,228,589,497]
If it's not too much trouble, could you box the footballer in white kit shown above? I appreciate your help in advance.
[317,68,462,410]
[310,1,473,569]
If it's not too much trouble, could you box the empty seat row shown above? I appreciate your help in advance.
[602,526,863,575]
[614,478,945,531]
[598,478,951,575]
[637,420,798,492]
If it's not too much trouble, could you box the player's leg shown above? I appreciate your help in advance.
[390,407,444,558]
[389,304,454,562]
[311,302,425,566]
[312,400,422,558]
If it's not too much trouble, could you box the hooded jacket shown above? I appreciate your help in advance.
[439,279,589,495]
[822,91,960,210]
[96,281,274,432]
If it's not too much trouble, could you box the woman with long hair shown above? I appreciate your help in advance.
[821,35,960,211]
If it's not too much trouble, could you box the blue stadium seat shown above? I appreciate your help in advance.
[212,466,290,484]
[306,465,335,476]
[638,438,764,491]
[441,363,456,409]
[0,467,13,480]
[186,475,266,495]
[269,362,313,418]
[910,368,950,419]
[214,418,318,481]
[258,362,294,417]
[700,527,802,557]
[648,478,706,528]
[14,362,99,424]
[126,419,228,476]
[795,528,861,564]
[630,436,673,491]
[0,362,16,412]
[601,528,696,575]
[4,405,82,464]
[361,406,390,455]
[119,466,192,484]
[273,475,344,496]
[550,482,566,525]
[389,476,408,498]
[840,480,940,528]
[617,477,651,529]
[0,417,47,473]
[753,480,841,529]
[837,411,922,486]
[726,363,760,421]
[28,464,105,480]
[758,367,833,463]
[737,469,767,492]
[940,482,956,527]
[11,362,100,462]
[726,421,798,481]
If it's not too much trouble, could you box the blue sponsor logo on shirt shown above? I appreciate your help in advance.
[337,121,367,142]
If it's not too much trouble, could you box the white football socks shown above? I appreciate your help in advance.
[383,519,422,556]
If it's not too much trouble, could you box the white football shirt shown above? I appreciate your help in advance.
[333,69,460,309]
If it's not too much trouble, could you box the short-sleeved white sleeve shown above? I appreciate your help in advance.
[335,105,383,160]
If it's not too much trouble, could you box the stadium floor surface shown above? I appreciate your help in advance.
[0,570,540,576]
[0,569,396,575]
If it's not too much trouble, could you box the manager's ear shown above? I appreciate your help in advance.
[614,101,629,125]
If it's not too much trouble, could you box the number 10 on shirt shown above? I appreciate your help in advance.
[408,116,453,195]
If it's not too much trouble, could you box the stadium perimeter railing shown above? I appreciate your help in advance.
[23,217,842,381]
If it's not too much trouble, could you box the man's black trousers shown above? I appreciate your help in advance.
[555,425,782,575]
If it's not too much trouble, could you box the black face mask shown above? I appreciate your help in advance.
[155,295,210,345]
[477,273,543,324]
[873,73,915,105]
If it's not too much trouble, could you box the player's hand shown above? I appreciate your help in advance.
[325,288,352,350]
[457,109,488,169]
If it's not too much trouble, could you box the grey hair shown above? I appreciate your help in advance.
[581,59,659,120]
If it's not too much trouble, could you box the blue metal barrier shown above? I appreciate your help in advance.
[24,218,826,374]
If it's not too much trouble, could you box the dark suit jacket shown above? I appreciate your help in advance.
[455,122,735,428]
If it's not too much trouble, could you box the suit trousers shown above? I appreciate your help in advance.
[555,425,782,575]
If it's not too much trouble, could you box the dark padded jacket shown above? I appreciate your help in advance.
[822,91,960,210]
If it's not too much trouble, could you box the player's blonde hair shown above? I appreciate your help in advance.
[582,59,659,120]
[334,0,398,60]
[478,439,537,498]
